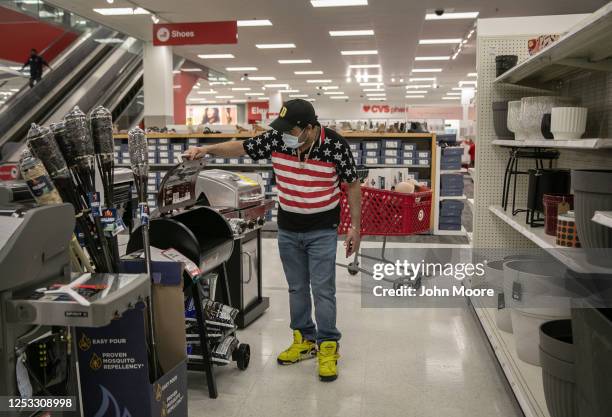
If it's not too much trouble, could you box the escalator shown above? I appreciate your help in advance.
[0,25,144,161]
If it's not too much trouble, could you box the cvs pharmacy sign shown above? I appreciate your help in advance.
[153,21,237,46]
[362,104,407,114]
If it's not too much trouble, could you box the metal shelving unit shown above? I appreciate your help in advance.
[492,138,612,149]
[493,3,612,87]
[473,6,612,417]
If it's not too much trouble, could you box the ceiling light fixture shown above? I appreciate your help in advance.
[399,78,404,82]
[415,56,450,61]
[403,90,427,94]
[264,84,290,88]
[321,86,339,90]
[366,93,386,96]
[280,90,300,93]
[230,99,247,103]
[256,43,296,49]
[93,7,149,15]
[226,66,258,71]
[197,90,218,95]
[306,79,332,83]
[425,11,479,20]
[182,68,202,72]
[411,68,442,73]
[231,87,251,91]
[311,0,367,7]
[405,95,425,98]
[306,98,316,102]
[294,70,324,75]
[442,96,461,100]
[216,95,234,99]
[459,80,477,86]
[198,53,235,59]
[289,94,308,98]
[467,72,477,77]
[324,91,345,95]
[340,50,378,55]
[348,64,380,69]
[331,96,350,99]
[248,76,276,80]
[419,38,462,45]
[246,92,265,96]
[329,30,374,37]
[278,59,312,64]
[359,82,383,86]
[446,92,461,96]
[368,98,385,101]
[406,84,432,88]
[237,19,272,27]
[409,77,436,82]
[362,88,385,92]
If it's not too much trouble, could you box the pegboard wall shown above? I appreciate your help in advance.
[473,35,612,249]
[473,35,537,248]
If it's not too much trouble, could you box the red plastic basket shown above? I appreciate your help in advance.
[338,185,432,236]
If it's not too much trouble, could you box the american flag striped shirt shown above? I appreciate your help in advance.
[243,127,357,231]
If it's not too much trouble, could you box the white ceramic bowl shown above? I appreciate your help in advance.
[551,107,588,140]
[506,101,524,140]
[520,96,578,140]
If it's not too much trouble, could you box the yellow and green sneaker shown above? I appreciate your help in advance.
[277,330,317,365]
[317,341,340,382]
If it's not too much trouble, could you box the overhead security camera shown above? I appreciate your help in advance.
[435,9,444,16]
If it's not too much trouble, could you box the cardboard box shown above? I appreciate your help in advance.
[76,260,188,417]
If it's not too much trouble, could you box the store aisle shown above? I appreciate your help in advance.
[187,239,520,417]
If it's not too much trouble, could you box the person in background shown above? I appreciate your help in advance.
[202,107,220,124]
[21,49,51,88]
[224,107,234,124]
[184,99,362,382]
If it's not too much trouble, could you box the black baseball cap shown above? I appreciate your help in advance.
[269,99,317,132]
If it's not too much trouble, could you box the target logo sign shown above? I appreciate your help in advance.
[156,27,170,42]
[418,209,425,222]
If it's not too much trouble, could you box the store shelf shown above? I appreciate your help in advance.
[440,194,467,201]
[470,302,550,417]
[467,167,475,180]
[592,211,612,228]
[440,168,468,174]
[489,205,612,274]
[435,226,467,236]
[493,3,612,87]
[114,132,436,140]
[491,138,612,149]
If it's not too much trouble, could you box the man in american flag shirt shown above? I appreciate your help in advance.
[184,99,361,382]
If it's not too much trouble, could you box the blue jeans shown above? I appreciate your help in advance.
[278,227,341,343]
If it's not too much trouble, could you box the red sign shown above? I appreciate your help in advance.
[362,104,407,114]
[247,101,269,123]
[0,164,19,181]
[153,21,237,46]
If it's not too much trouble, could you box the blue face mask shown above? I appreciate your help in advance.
[282,128,305,149]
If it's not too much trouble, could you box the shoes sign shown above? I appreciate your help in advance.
[153,21,237,46]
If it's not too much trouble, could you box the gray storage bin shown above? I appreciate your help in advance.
[439,215,462,225]
[440,185,464,197]
[441,173,464,188]
[442,147,464,156]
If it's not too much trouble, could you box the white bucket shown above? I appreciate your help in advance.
[503,260,571,365]
[482,260,513,333]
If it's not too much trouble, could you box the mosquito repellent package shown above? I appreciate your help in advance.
[203,300,239,328]
[210,335,239,364]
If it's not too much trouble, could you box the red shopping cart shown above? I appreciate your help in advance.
[337,180,433,288]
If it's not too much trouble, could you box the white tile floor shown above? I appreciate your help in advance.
[187,238,520,417]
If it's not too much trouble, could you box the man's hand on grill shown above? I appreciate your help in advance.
[344,227,360,258]
[183,146,208,160]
